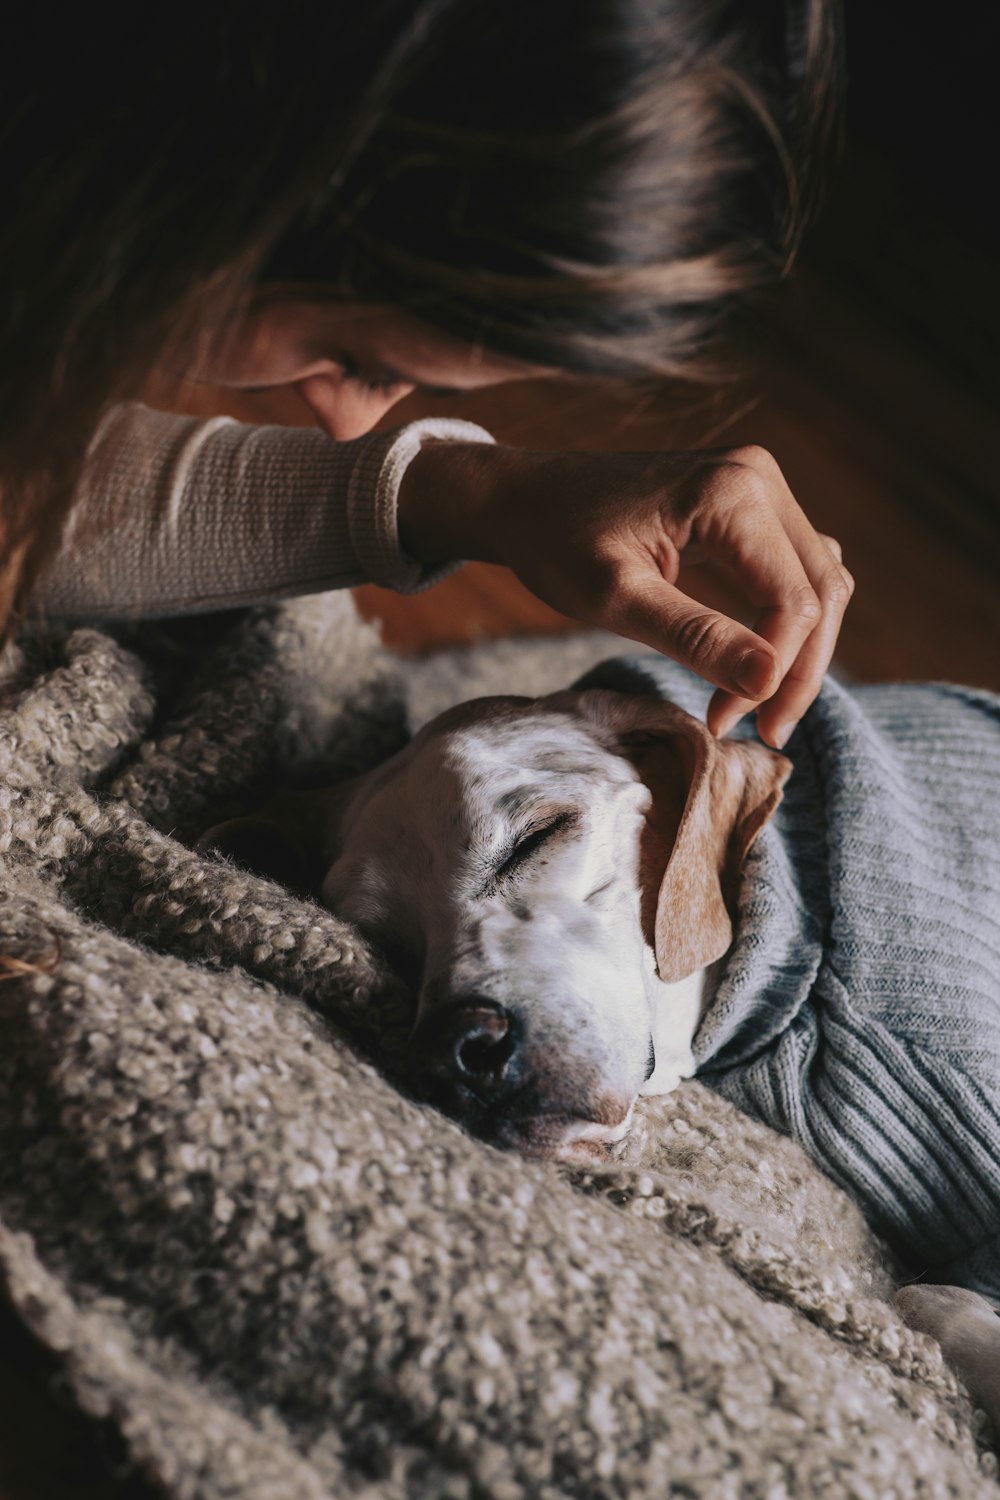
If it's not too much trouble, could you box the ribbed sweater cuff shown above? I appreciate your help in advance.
[347,418,495,595]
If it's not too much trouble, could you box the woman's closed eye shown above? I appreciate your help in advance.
[337,357,409,396]
[335,355,461,399]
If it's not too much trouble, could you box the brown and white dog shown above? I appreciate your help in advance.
[204,689,789,1156]
[201,687,1000,1428]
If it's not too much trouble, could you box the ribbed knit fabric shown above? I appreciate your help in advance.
[32,403,494,618]
[575,656,1000,1303]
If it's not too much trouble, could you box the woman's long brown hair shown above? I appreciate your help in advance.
[0,0,842,637]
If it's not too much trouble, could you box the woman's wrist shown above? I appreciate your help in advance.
[396,439,511,568]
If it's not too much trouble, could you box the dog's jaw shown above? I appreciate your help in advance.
[551,1104,637,1160]
[498,1101,637,1162]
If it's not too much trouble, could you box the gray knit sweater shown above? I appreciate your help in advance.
[576,656,1000,1304]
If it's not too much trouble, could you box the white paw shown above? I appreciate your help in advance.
[640,1048,695,1097]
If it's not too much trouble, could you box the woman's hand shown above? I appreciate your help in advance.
[398,442,853,748]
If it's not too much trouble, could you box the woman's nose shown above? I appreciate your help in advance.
[295,372,414,441]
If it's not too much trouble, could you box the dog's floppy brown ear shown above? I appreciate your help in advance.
[651,726,790,981]
[573,689,791,982]
[197,813,315,894]
[196,784,356,896]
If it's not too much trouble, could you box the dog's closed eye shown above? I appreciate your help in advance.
[486,810,577,893]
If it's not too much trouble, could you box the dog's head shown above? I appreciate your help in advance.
[201,690,789,1157]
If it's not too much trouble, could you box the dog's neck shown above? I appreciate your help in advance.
[641,963,706,1097]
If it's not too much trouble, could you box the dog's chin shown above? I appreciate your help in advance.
[404,1068,637,1160]
[496,1102,636,1162]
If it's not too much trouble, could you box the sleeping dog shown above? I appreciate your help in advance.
[201,656,1000,1424]
[204,685,776,1151]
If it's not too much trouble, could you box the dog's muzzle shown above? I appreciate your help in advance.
[406,997,631,1157]
[409,999,522,1104]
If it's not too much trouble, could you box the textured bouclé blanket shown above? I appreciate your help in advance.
[0,594,996,1498]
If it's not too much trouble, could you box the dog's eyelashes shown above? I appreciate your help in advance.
[492,811,577,887]
[497,826,555,880]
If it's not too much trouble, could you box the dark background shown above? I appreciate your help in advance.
[824,3,998,389]
[845,2,997,253]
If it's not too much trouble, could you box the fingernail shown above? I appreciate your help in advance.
[770,722,794,750]
[733,648,776,698]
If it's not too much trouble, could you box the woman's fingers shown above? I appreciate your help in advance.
[691,451,853,743]
[601,570,782,698]
[708,526,853,743]
[680,454,815,735]
[751,531,854,745]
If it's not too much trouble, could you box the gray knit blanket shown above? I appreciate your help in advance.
[0,594,996,1498]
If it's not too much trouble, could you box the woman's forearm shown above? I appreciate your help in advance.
[30,403,494,619]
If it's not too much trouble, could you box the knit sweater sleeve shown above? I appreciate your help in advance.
[29,403,495,619]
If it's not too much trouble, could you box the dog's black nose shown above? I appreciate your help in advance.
[410,1002,520,1102]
